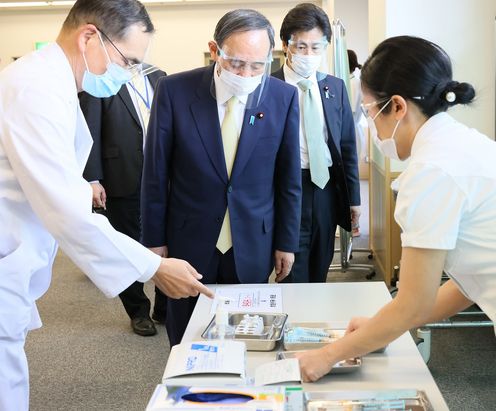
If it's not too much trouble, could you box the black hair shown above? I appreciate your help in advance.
[280,3,332,43]
[62,0,154,41]
[361,36,475,117]
[347,49,361,73]
[214,9,275,51]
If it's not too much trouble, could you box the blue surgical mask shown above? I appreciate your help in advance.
[81,33,132,98]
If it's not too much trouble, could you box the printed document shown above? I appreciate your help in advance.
[210,287,283,314]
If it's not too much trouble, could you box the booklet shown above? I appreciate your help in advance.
[162,341,247,386]
[162,341,302,387]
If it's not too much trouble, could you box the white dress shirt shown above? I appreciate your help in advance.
[283,63,332,169]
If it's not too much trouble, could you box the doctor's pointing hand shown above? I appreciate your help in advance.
[153,253,213,299]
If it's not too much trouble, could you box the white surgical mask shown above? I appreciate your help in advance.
[218,66,263,96]
[81,32,132,98]
[367,98,402,161]
[290,52,322,78]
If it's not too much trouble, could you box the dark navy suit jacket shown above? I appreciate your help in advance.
[141,65,302,283]
[272,68,360,230]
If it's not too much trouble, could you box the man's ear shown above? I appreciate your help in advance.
[208,41,219,62]
[77,23,98,54]
[281,41,288,57]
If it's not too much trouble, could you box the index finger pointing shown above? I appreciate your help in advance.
[196,282,214,299]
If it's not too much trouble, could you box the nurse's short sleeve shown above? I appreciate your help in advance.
[394,164,466,250]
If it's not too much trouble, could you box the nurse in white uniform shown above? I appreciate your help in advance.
[296,35,496,382]
[0,1,213,409]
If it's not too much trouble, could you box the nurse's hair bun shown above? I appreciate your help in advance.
[440,80,475,106]
[361,36,477,117]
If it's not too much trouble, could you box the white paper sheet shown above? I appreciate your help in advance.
[254,359,301,386]
[210,287,283,314]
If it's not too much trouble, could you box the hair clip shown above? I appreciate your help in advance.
[445,91,456,103]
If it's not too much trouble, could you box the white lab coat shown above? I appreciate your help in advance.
[393,112,496,331]
[0,43,160,411]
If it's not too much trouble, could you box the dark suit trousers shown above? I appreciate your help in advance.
[104,192,167,319]
[284,168,338,283]
[166,248,239,346]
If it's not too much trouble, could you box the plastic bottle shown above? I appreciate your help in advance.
[206,297,235,340]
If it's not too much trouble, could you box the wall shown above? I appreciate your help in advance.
[369,0,496,140]
[1,0,494,138]
[0,1,316,74]
[0,10,64,68]
[147,1,312,73]
[334,0,368,64]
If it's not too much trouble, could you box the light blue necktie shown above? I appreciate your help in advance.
[298,79,330,189]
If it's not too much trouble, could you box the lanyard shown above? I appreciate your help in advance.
[128,78,151,110]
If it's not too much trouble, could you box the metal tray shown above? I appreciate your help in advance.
[201,312,288,351]
[283,322,386,353]
[305,389,434,411]
[276,351,361,374]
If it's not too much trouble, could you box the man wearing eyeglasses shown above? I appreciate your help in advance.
[0,1,213,409]
[141,9,302,346]
[272,3,361,283]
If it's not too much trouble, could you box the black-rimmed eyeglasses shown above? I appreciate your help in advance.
[91,24,159,78]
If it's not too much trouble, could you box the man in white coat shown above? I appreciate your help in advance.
[0,1,213,410]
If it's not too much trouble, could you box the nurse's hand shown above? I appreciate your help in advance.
[152,258,214,299]
[345,316,370,334]
[294,347,334,382]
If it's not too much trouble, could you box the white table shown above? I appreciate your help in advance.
[181,282,449,410]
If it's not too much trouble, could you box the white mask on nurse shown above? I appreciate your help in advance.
[367,98,403,161]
